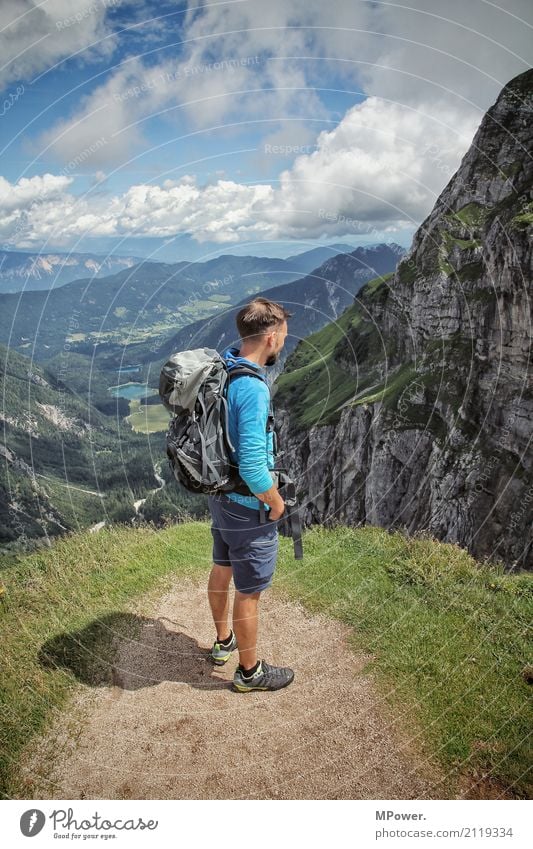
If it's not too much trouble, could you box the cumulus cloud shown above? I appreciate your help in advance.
[0,172,72,212]
[0,90,480,248]
[0,173,74,246]
[0,172,275,247]
[258,96,481,238]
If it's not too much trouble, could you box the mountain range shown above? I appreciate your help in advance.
[137,243,404,379]
[0,250,143,294]
[0,342,156,549]
[0,244,361,363]
[0,242,401,552]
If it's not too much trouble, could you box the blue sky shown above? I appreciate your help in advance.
[1,0,531,261]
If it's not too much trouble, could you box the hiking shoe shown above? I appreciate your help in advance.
[210,631,238,666]
[232,659,294,692]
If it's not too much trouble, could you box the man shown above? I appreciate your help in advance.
[206,297,294,693]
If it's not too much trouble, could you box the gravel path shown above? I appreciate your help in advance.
[21,576,451,800]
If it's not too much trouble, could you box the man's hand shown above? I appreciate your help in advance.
[255,482,285,520]
[268,500,286,521]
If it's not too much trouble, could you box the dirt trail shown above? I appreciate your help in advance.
[21,576,452,800]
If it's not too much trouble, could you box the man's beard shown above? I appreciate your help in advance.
[265,351,279,367]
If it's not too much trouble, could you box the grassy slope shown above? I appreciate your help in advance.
[0,521,531,799]
[274,273,395,427]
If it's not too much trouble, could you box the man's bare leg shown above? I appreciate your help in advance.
[207,563,232,641]
[232,589,261,670]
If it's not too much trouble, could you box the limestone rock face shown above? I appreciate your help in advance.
[276,70,533,570]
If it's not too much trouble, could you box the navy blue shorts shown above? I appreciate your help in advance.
[208,493,279,594]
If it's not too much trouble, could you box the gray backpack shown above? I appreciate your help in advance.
[159,347,269,494]
[159,347,303,559]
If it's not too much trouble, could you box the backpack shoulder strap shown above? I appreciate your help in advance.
[224,363,277,454]
[226,364,265,382]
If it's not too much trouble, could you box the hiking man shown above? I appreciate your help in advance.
[206,297,295,692]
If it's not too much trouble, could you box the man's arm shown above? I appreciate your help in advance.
[255,481,285,516]
[236,380,285,515]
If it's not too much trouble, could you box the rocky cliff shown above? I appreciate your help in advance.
[274,69,533,571]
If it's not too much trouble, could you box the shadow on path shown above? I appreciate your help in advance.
[39,612,229,691]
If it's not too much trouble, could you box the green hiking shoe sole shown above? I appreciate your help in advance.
[210,632,238,665]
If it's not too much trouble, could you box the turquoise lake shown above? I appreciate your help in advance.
[108,382,157,400]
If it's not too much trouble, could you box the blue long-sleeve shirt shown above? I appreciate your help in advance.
[223,346,275,511]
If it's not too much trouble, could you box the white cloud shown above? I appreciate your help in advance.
[35,0,372,165]
[36,50,331,169]
[0,172,275,247]
[32,0,533,170]
[3,0,531,247]
[362,0,533,113]
[0,0,123,92]
[0,172,72,213]
[257,96,482,238]
[0,89,479,248]
[34,57,148,166]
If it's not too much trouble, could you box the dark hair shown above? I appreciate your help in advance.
[236,297,292,342]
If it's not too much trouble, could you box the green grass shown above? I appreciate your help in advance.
[510,204,533,230]
[275,275,395,427]
[275,525,533,799]
[0,521,209,799]
[275,304,363,426]
[441,231,482,251]
[180,299,224,313]
[450,238,482,249]
[452,202,488,229]
[361,271,394,294]
[349,362,417,407]
[437,246,455,277]
[29,475,107,529]
[276,356,362,428]
[397,259,420,285]
[1,522,531,799]
[126,397,171,433]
